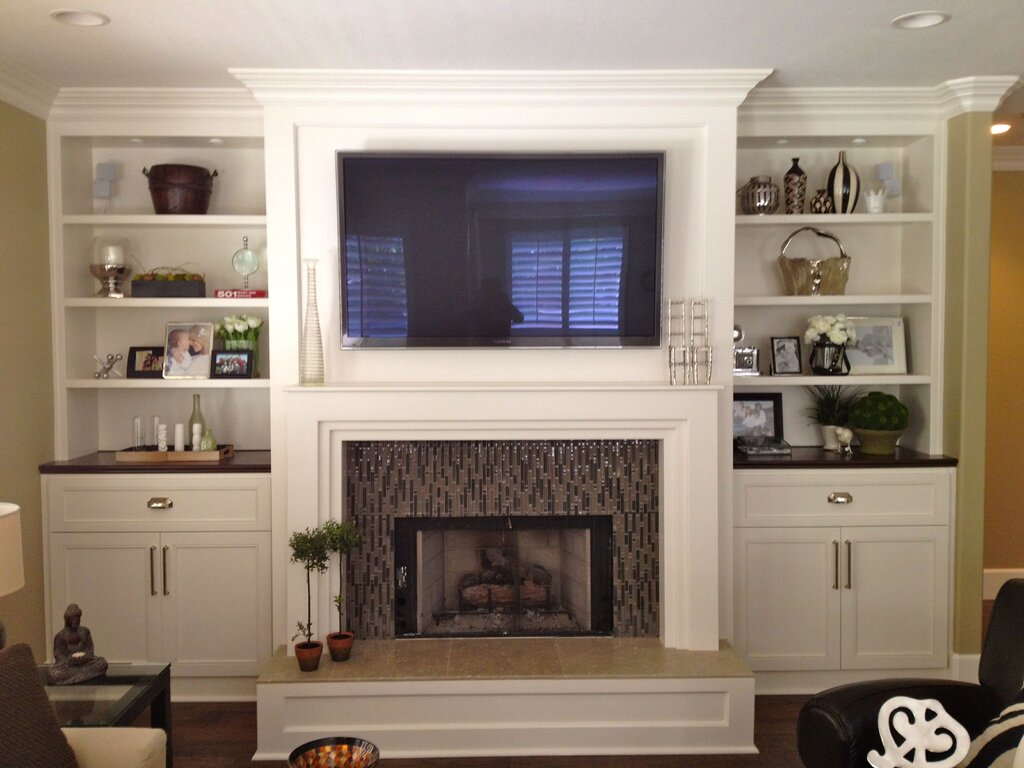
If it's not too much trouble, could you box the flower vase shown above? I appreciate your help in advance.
[808,340,850,375]
[827,151,860,214]
[820,425,841,452]
[300,259,325,385]
[225,338,259,378]
[809,189,833,214]
[784,158,806,214]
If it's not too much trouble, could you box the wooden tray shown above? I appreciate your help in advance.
[115,444,235,463]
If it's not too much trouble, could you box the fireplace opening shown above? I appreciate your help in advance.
[394,515,613,638]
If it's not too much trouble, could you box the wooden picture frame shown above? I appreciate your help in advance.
[211,350,253,379]
[770,336,802,375]
[846,316,908,375]
[125,346,165,379]
[732,392,784,440]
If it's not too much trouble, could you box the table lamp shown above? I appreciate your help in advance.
[0,503,26,649]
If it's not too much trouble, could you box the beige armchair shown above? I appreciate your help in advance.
[62,727,166,768]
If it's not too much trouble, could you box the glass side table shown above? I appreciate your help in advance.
[40,662,172,768]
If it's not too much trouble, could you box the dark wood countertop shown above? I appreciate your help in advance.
[734,446,957,469]
[40,450,271,474]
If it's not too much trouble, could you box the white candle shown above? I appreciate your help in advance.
[173,423,185,452]
[192,424,202,451]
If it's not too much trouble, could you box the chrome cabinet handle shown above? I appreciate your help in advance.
[845,540,852,589]
[148,497,173,510]
[149,546,157,596]
[162,546,170,596]
[828,492,853,505]
[832,541,839,590]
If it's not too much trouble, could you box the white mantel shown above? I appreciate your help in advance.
[283,383,721,651]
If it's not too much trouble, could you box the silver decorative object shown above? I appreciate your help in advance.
[92,353,123,378]
[300,259,325,385]
[737,176,780,215]
[667,298,712,385]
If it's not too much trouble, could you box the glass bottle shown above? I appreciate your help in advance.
[300,259,325,385]
[188,394,206,449]
[784,158,806,214]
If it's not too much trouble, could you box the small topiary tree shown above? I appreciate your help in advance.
[288,526,330,644]
[321,519,361,631]
[849,391,909,432]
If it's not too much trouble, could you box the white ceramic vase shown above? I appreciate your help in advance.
[820,425,841,452]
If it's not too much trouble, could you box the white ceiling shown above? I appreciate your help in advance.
[1,0,1022,138]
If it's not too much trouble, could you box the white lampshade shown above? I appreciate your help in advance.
[0,503,25,597]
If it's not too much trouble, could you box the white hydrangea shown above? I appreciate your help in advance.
[805,314,856,345]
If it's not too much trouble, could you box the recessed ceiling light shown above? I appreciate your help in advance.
[992,124,1012,135]
[851,138,867,145]
[49,8,110,26]
[775,139,790,146]
[208,138,225,145]
[128,137,144,144]
[891,11,950,29]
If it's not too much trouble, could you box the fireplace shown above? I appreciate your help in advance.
[394,515,614,637]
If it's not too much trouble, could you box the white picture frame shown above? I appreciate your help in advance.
[846,316,907,375]
[162,322,213,379]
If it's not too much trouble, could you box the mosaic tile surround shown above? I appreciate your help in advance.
[345,440,660,640]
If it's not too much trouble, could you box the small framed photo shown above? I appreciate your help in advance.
[846,316,907,375]
[211,350,253,379]
[125,346,165,379]
[162,322,213,380]
[770,336,802,375]
[733,393,784,440]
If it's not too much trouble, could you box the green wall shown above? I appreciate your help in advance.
[0,99,52,658]
[944,111,994,656]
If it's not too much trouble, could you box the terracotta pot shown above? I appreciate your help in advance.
[853,427,904,456]
[326,631,354,662]
[294,641,323,672]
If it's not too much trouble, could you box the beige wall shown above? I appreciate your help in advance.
[944,112,995,655]
[985,171,1024,568]
[0,100,53,657]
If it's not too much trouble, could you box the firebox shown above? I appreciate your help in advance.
[394,515,613,638]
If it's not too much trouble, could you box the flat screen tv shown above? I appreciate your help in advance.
[337,152,664,348]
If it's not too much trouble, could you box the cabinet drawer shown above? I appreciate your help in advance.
[43,474,270,531]
[734,468,953,527]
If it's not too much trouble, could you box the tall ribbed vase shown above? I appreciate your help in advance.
[784,157,806,214]
[827,150,860,214]
[299,259,324,386]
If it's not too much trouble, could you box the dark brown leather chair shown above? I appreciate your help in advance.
[797,578,1024,768]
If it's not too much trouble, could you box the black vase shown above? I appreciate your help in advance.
[808,340,850,375]
[784,158,806,214]
[827,151,860,214]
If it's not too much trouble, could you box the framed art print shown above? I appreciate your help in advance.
[770,336,802,375]
[163,322,213,379]
[732,392,784,440]
[125,346,165,379]
[846,317,907,374]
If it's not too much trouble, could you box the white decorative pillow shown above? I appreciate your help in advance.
[958,701,1024,768]
[868,697,969,768]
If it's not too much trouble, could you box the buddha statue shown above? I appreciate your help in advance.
[47,603,108,685]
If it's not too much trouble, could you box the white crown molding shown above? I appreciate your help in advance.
[231,68,773,108]
[740,76,1022,124]
[0,55,58,120]
[49,87,261,123]
[936,76,1022,117]
[994,146,1024,172]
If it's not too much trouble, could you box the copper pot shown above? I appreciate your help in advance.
[143,164,217,214]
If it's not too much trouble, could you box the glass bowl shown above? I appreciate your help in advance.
[287,737,380,768]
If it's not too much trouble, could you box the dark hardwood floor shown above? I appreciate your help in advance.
[165,695,808,767]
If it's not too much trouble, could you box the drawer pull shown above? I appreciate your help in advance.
[162,546,170,596]
[828,492,853,505]
[149,546,157,596]
[147,497,173,510]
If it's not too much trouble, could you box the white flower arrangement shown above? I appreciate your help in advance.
[804,314,856,346]
[215,314,264,343]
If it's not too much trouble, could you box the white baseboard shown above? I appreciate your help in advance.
[983,569,1024,600]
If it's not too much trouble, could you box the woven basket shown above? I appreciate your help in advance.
[777,226,851,296]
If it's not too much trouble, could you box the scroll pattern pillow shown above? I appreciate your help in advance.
[958,699,1024,768]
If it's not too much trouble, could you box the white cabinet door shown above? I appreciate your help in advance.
[160,531,272,677]
[841,526,948,669]
[48,532,162,664]
[734,527,842,671]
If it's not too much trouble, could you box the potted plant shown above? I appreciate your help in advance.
[321,518,362,662]
[804,314,855,375]
[849,391,909,455]
[288,525,330,671]
[803,385,860,452]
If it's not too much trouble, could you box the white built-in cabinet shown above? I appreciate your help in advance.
[47,113,269,459]
[733,467,954,673]
[733,132,942,452]
[42,472,272,678]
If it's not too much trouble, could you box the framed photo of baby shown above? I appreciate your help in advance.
[163,322,213,379]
